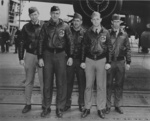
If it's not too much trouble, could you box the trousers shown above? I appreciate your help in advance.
[66,58,86,106]
[24,52,43,105]
[84,57,106,110]
[106,60,125,108]
[43,50,67,109]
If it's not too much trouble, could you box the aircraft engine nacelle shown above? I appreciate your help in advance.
[73,0,123,28]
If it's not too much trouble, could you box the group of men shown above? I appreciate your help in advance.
[0,26,21,53]
[18,5,131,119]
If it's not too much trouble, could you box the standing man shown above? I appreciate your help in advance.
[38,6,74,118]
[14,27,21,53]
[0,26,2,51]
[1,27,10,53]
[18,7,44,113]
[80,11,112,119]
[140,23,150,53]
[105,14,131,114]
[64,13,86,112]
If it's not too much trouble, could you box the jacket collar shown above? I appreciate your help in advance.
[110,27,123,36]
[71,25,83,32]
[90,25,104,34]
[48,18,63,26]
[30,20,40,26]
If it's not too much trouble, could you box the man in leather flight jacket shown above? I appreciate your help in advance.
[18,7,44,114]
[80,11,112,119]
[63,13,86,112]
[38,6,74,118]
[105,14,131,115]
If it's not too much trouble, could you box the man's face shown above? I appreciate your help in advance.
[72,18,82,29]
[112,20,121,29]
[50,10,60,22]
[146,23,150,28]
[29,11,39,23]
[91,16,102,27]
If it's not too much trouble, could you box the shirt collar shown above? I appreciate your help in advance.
[111,27,123,36]
[49,18,60,26]
[31,20,40,25]
[91,25,104,34]
[71,25,82,32]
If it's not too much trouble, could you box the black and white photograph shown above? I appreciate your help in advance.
[0,0,150,121]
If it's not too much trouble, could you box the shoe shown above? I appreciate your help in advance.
[41,108,51,117]
[105,107,111,114]
[63,106,71,112]
[56,108,63,118]
[22,105,31,113]
[41,106,45,110]
[79,105,84,112]
[115,107,123,114]
[81,109,90,118]
[98,110,105,119]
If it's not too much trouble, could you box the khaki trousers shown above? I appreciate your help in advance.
[84,57,106,110]
[24,52,43,105]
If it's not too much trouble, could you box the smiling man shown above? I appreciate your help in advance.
[80,11,112,119]
[38,6,74,118]
[105,14,131,115]
[64,13,86,112]
[18,7,44,114]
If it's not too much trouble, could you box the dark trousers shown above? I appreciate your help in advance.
[106,60,125,108]
[66,59,86,107]
[14,41,19,53]
[1,41,9,52]
[43,50,67,110]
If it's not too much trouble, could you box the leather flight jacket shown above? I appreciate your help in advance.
[19,20,44,60]
[38,18,74,59]
[81,26,112,63]
[109,28,131,64]
[69,26,86,59]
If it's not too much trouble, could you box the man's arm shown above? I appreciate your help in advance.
[125,34,131,65]
[37,25,46,60]
[37,24,46,67]
[105,31,112,70]
[106,31,112,64]
[65,25,74,66]
[65,25,74,58]
[80,31,88,69]
[18,26,26,61]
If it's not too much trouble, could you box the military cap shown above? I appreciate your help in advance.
[50,6,60,12]
[73,13,82,20]
[112,14,121,21]
[28,7,39,15]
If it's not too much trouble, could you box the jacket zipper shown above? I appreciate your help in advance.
[51,27,57,47]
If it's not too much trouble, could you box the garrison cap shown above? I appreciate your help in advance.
[73,13,82,20]
[28,7,39,15]
[91,11,101,18]
[50,6,60,12]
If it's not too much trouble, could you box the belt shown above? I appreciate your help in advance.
[87,54,105,60]
[48,48,64,54]
[26,49,37,55]
[112,56,124,61]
